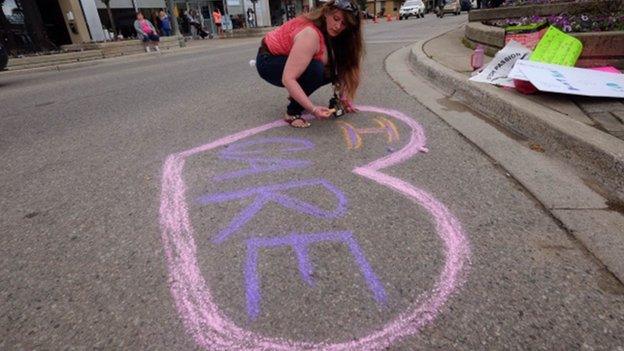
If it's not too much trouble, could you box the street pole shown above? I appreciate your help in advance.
[253,2,257,27]
[222,0,230,31]
[251,0,258,27]
[165,0,180,35]
[242,0,247,27]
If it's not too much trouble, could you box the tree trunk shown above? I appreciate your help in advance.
[18,0,52,51]
[253,3,257,27]
[105,3,117,35]
[165,0,180,35]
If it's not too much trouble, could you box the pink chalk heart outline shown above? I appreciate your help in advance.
[159,105,471,350]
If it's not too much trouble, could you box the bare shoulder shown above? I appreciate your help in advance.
[293,26,321,46]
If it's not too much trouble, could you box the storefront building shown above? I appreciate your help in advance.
[94,0,313,37]
[0,0,318,55]
[1,0,104,54]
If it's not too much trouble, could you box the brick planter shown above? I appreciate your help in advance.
[464,22,624,69]
[468,0,623,22]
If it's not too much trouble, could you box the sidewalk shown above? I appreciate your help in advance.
[387,25,624,284]
[425,27,624,141]
[3,28,270,74]
[410,26,624,200]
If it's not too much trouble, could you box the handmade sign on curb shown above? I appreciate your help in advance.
[159,106,471,350]
[504,23,548,50]
[469,40,531,87]
[505,28,546,50]
[529,26,583,66]
[509,60,624,98]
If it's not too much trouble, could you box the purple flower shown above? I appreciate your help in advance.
[494,2,622,33]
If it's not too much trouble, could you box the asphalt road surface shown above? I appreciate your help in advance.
[1,13,623,350]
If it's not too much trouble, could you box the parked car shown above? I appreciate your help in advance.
[361,10,374,19]
[399,0,425,19]
[442,0,461,15]
[0,43,8,71]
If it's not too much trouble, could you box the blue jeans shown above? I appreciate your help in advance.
[142,33,160,42]
[256,49,330,115]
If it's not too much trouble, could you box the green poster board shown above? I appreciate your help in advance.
[530,26,583,66]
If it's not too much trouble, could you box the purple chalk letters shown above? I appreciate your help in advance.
[198,137,386,320]
[244,231,387,320]
[214,137,314,181]
[198,179,348,244]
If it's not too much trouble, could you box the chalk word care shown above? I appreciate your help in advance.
[196,137,388,320]
[159,105,471,350]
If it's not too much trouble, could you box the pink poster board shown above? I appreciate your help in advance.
[505,28,547,50]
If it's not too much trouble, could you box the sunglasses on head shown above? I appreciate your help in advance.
[332,0,360,17]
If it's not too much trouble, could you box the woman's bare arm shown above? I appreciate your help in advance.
[282,28,332,117]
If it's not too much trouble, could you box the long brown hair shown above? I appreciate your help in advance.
[305,0,363,101]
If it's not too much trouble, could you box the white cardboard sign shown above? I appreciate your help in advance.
[469,40,532,87]
[512,60,624,98]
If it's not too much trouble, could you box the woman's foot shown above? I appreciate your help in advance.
[284,113,311,128]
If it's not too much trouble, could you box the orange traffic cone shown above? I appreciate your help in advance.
[386,14,392,21]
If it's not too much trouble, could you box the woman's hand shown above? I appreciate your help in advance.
[312,106,333,119]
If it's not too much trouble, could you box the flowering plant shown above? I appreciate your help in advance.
[501,0,589,6]
[488,12,624,32]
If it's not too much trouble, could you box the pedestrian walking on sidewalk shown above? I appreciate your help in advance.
[159,9,172,36]
[213,9,224,37]
[134,12,160,52]
[254,0,361,128]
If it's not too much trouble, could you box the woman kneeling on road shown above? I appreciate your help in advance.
[255,0,362,128]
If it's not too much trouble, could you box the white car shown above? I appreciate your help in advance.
[399,0,425,19]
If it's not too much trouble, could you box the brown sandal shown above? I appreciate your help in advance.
[284,114,311,128]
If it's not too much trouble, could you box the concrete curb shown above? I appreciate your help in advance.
[386,42,624,284]
[408,31,624,201]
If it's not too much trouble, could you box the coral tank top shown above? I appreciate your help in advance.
[264,16,326,62]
